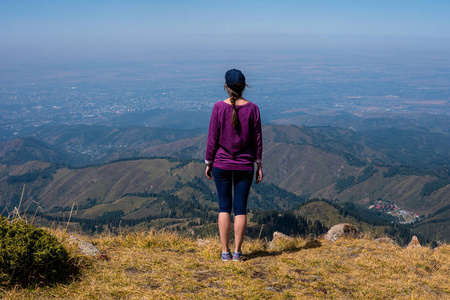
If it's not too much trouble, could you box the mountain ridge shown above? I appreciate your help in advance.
[0,124,448,241]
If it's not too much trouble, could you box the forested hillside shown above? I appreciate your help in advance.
[0,124,449,242]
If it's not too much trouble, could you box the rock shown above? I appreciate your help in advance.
[69,235,109,259]
[374,237,397,245]
[268,231,296,250]
[407,236,421,248]
[273,231,290,240]
[323,223,363,242]
[197,239,211,247]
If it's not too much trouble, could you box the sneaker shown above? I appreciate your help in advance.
[221,252,232,261]
[232,252,242,261]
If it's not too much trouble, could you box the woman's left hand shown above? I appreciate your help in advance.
[205,165,213,180]
[256,163,264,184]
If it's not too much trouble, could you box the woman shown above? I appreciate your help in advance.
[205,69,263,261]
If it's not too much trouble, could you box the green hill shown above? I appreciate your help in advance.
[0,137,73,165]
[294,199,418,245]
[21,124,207,165]
[412,205,450,242]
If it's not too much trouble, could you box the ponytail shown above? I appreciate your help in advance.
[225,82,245,128]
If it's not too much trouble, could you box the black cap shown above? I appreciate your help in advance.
[225,69,245,91]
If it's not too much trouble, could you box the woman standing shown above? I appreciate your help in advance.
[205,69,263,261]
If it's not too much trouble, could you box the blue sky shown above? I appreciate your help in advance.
[1,0,450,63]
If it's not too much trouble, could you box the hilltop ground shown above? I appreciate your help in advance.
[1,229,449,299]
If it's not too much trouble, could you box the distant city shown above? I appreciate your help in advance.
[1,54,449,134]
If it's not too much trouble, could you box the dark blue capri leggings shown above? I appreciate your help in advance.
[213,167,254,216]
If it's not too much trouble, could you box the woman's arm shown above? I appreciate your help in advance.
[253,106,263,184]
[205,105,219,164]
[253,106,263,164]
[205,104,219,179]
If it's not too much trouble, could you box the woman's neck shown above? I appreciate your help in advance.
[224,98,248,105]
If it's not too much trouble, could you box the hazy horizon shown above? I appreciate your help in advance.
[2,1,450,65]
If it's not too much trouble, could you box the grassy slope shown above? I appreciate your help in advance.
[38,159,202,212]
[295,200,388,238]
[262,143,357,196]
[0,161,51,177]
[25,125,207,162]
[295,200,362,227]
[413,208,450,242]
[312,169,450,215]
[2,230,449,299]
[140,135,206,160]
[0,137,72,165]
[0,161,53,209]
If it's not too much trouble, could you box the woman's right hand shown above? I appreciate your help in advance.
[205,164,213,180]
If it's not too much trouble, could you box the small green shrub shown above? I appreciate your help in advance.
[0,216,77,287]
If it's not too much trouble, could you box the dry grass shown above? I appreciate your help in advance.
[1,229,449,299]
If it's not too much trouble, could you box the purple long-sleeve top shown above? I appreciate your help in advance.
[205,100,262,170]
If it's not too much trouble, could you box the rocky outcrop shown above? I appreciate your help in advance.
[323,223,363,242]
[407,236,421,248]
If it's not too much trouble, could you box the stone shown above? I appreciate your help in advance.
[407,236,421,248]
[323,223,363,242]
[268,231,296,250]
[197,239,211,247]
[273,231,290,240]
[69,235,109,259]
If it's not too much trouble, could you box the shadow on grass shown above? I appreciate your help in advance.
[243,239,322,261]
